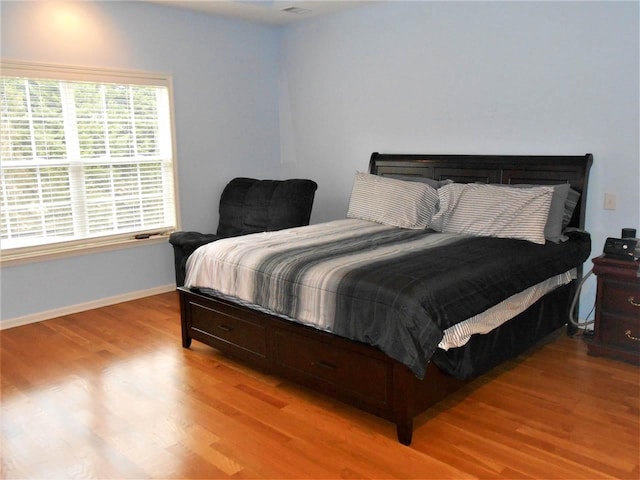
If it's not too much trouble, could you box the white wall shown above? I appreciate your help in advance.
[0,1,281,323]
[278,1,639,318]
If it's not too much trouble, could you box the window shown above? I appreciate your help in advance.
[0,61,178,264]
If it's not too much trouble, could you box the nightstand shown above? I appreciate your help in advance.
[588,255,640,364]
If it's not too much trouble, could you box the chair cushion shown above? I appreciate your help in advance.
[216,178,318,237]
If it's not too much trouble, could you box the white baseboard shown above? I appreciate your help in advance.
[1,284,176,330]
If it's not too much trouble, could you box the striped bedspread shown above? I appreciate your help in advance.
[185,219,590,378]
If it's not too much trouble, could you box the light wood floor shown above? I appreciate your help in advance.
[1,292,638,479]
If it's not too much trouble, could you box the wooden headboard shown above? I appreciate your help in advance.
[369,152,593,230]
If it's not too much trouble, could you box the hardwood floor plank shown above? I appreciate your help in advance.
[1,292,638,479]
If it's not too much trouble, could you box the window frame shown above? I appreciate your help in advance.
[0,60,181,266]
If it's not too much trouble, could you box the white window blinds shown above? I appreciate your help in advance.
[1,61,178,263]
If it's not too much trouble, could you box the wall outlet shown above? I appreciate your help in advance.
[604,193,617,210]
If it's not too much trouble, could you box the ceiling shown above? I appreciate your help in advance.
[143,0,375,25]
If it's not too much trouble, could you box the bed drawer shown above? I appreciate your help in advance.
[273,329,392,407]
[188,300,268,363]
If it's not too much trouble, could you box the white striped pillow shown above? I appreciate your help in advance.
[433,183,554,244]
[346,172,439,229]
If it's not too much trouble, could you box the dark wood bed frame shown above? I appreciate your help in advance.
[178,152,593,445]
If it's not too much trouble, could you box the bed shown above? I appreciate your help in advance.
[178,152,593,445]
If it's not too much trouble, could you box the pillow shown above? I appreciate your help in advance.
[529,183,570,243]
[346,172,439,229]
[431,183,554,244]
[563,187,580,228]
[490,183,569,243]
[486,183,581,242]
[387,175,453,189]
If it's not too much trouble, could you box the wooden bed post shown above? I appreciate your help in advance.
[393,363,415,446]
[178,289,192,348]
[396,421,414,446]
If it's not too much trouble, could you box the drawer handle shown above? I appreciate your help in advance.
[628,296,640,307]
[312,360,337,371]
[217,324,233,333]
[625,330,640,342]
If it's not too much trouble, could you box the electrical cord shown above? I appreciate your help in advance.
[568,268,596,327]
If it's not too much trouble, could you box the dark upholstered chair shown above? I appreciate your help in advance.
[169,177,318,286]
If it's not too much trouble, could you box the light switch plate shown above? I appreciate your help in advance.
[604,193,617,210]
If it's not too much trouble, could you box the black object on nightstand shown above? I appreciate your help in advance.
[587,255,640,364]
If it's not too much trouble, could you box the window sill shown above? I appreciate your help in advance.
[1,233,171,267]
